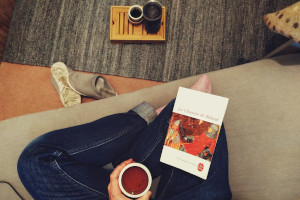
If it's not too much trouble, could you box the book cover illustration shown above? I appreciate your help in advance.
[160,87,228,179]
[164,113,220,162]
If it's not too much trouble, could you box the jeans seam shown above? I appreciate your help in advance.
[69,121,144,155]
[53,159,108,197]
[156,168,174,200]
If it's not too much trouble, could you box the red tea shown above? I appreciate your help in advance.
[121,166,149,195]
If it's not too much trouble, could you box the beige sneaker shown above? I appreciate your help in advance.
[51,62,81,107]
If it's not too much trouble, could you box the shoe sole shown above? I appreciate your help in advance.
[51,62,81,107]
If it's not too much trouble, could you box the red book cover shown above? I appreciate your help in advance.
[164,113,220,162]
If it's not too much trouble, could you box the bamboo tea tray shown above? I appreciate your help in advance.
[110,6,166,43]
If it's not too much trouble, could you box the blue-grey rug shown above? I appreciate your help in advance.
[3,0,297,81]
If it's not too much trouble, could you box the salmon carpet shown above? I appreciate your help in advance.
[0,62,162,121]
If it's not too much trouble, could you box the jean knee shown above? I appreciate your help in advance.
[18,137,56,185]
[18,141,39,178]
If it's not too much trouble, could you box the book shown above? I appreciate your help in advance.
[160,87,229,179]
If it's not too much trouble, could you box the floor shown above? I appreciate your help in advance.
[0,62,163,121]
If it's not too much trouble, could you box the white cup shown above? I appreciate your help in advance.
[128,5,144,25]
[118,163,152,199]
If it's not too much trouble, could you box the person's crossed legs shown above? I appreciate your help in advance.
[18,75,231,200]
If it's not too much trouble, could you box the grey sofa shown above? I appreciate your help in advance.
[1,53,300,200]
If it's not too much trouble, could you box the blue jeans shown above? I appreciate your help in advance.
[18,100,232,200]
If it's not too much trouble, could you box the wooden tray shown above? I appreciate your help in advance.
[110,6,166,43]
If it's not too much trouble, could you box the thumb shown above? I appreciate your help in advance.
[137,191,152,200]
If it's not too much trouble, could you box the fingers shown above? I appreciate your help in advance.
[137,191,152,200]
[108,158,134,200]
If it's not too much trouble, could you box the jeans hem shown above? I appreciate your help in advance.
[131,102,157,124]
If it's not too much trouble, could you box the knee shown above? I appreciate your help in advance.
[18,128,66,178]
[17,140,41,181]
[18,138,62,196]
[17,140,39,193]
[17,137,55,185]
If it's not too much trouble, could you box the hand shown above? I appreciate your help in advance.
[108,158,152,200]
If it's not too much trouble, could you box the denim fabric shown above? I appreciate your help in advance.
[18,100,231,200]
